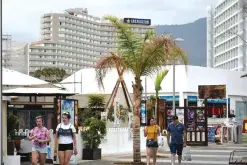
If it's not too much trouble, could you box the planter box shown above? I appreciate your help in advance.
[3,155,20,165]
[83,148,101,160]
[7,141,15,155]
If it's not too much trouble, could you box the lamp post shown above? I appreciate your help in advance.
[173,38,184,112]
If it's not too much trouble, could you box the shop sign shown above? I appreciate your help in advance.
[123,18,151,25]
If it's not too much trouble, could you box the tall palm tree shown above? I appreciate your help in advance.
[95,16,187,163]
[154,70,169,121]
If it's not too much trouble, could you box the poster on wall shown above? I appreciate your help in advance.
[176,108,184,123]
[187,109,195,121]
[61,99,75,125]
[140,101,146,126]
[167,109,175,127]
[186,109,196,131]
[208,127,216,142]
[197,109,205,122]
[55,99,79,133]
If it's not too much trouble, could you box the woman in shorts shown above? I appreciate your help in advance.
[144,117,160,165]
[54,112,77,165]
[28,116,51,165]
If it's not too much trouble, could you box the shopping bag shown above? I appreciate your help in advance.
[182,146,192,161]
[157,136,164,146]
[69,155,77,165]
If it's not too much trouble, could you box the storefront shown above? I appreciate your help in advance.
[3,88,76,132]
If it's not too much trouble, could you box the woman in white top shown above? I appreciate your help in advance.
[54,112,77,165]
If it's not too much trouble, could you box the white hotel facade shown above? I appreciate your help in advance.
[207,0,247,71]
[29,8,154,75]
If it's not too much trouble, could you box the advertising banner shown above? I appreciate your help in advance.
[140,101,146,126]
[198,85,226,99]
[55,98,79,133]
[208,127,216,142]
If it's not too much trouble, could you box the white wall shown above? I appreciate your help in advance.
[100,127,146,155]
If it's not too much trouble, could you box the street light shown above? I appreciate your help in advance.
[172,38,184,112]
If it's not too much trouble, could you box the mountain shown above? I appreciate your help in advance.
[155,18,206,67]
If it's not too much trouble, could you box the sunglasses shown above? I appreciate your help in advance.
[62,112,70,115]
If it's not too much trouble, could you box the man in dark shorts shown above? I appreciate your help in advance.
[167,116,186,165]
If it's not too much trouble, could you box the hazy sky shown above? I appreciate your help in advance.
[3,0,217,42]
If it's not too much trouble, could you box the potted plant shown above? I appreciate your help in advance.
[81,117,107,160]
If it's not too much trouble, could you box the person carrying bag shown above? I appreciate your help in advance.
[144,118,160,165]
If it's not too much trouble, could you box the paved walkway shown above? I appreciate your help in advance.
[21,143,247,165]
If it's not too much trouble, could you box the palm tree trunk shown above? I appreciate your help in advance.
[132,77,142,163]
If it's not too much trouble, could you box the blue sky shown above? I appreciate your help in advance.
[3,0,217,42]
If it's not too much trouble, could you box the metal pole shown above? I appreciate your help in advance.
[145,77,147,100]
[173,61,176,112]
[0,0,4,163]
[80,72,82,94]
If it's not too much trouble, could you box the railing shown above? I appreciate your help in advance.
[229,149,247,164]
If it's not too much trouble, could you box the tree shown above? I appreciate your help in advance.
[154,70,169,120]
[33,67,67,82]
[79,94,105,122]
[33,69,42,78]
[95,16,187,163]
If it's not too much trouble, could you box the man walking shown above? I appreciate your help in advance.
[167,116,186,165]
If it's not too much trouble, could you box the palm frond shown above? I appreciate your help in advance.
[154,70,169,91]
[139,35,172,76]
[104,15,142,58]
[95,53,126,89]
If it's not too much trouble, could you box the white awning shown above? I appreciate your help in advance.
[3,68,55,87]
[3,87,77,95]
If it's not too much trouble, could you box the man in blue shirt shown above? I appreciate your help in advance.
[167,116,186,165]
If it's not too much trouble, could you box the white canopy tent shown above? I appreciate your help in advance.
[2,68,56,88]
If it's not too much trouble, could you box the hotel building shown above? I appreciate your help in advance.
[29,8,154,75]
[207,0,247,71]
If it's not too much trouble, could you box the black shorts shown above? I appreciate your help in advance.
[58,143,73,151]
[170,144,183,155]
[146,140,158,148]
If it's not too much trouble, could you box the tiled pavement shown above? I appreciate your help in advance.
[21,144,247,165]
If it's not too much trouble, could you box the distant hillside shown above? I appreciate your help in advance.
[155,18,206,67]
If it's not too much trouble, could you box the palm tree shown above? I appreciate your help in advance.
[154,70,169,121]
[95,16,187,163]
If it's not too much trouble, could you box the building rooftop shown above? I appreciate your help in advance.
[60,65,247,96]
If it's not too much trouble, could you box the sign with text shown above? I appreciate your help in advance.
[123,18,151,25]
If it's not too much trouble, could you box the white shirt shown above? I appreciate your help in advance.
[56,123,76,144]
